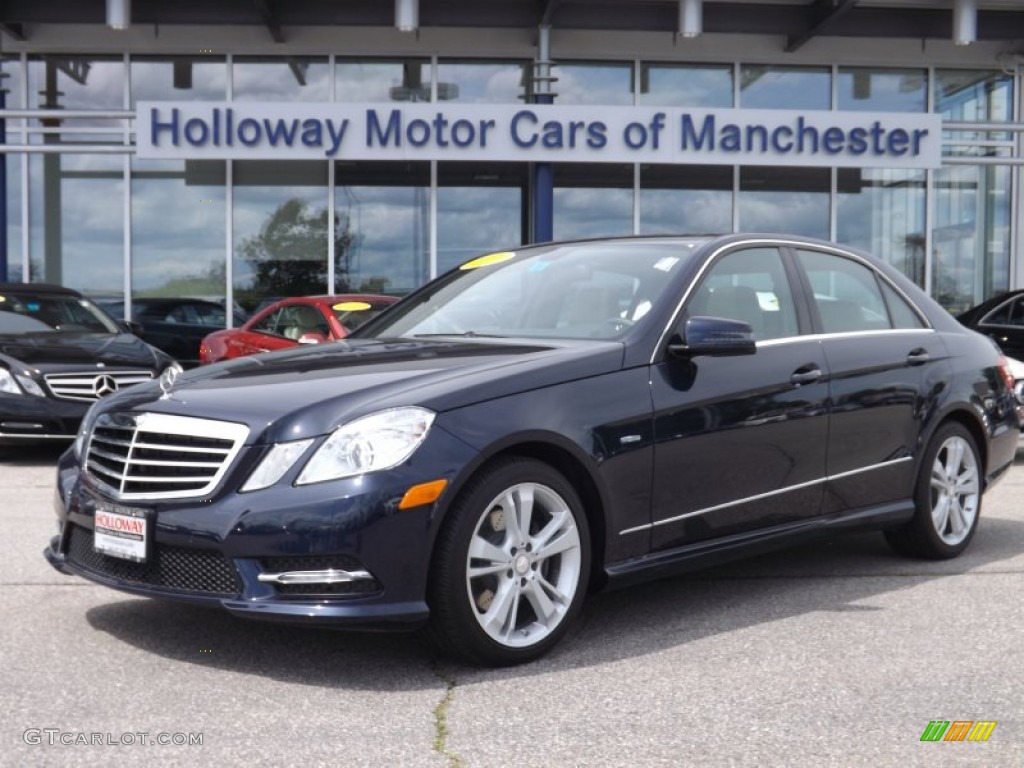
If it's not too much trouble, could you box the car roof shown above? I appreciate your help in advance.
[0,282,82,296]
[134,297,226,308]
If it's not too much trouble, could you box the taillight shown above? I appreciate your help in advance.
[997,355,1015,393]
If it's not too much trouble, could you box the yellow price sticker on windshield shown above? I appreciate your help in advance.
[332,301,372,311]
[459,252,515,270]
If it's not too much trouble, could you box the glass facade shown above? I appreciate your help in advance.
[0,55,1019,322]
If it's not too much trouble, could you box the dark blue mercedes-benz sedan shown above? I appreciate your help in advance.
[45,234,1020,665]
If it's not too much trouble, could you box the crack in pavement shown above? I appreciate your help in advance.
[431,660,464,768]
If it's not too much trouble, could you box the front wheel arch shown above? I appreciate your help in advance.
[430,437,609,592]
[425,455,593,665]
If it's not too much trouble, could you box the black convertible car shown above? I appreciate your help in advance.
[0,283,178,445]
[99,297,248,368]
[45,235,1019,665]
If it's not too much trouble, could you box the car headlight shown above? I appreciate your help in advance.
[0,367,44,397]
[295,407,436,486]
[0,368,20,395]
[16,374,44,397]
[240,439,314,492]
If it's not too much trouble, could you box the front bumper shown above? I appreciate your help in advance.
[0,392,86,442]
[45,426,479,629]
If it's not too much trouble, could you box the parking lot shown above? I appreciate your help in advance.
[3,443,1022,767]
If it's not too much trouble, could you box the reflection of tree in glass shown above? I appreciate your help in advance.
[236,198,355,301]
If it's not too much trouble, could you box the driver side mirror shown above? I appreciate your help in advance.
[297,332,327,345]
[667,316,756,359]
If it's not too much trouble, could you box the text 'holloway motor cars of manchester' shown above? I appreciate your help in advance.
[45,234,1019,665]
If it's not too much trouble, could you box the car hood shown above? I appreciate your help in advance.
[104,337,626,443]
[0,332,171,370]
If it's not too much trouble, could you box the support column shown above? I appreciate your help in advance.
[0,81,7,281]
[530,25,555,243]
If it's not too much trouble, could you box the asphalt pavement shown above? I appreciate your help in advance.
[2,443,1022,767]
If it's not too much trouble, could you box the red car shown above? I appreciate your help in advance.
[199,294,397,364]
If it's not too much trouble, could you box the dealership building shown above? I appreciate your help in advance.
[0,0,1022,319]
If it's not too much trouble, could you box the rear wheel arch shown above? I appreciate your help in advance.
[923,408,989,488]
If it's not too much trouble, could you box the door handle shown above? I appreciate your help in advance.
[906,348,930,366]
[790,365,822,386]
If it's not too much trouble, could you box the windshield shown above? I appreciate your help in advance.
[331,300,395,331]
[357,241,701,341]
[0,293,121,334]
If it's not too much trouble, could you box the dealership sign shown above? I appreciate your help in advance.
[137,101,942,169]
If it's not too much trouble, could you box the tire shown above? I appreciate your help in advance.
[884,422,982,560]
[427,457,591,666]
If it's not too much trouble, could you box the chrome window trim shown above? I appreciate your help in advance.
[650,237,934,365]
[619,455,913,535]
[978,296,1023,328]
[756,328,936,348]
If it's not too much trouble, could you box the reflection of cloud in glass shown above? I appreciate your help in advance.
[131,60,227,105]
[30,59,124,110]
[336,61,428,102]
[740,66,830,110]
[438,63,526,104]
[132,160,225,294]
[838,69,926,113]
[836,169,925,281]
[640,189,731,234]
[233,60,330,102]
[553,188,632,240]
[337,185,429,291]
[556,65,632,106]
[437,187,521,272]
[639,65,733,108]
[27,154,124,293]
[738,193,829,239]
[935,70,1013,121]
[27,59,123,137]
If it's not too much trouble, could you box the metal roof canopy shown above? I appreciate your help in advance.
[0,1,1023,47]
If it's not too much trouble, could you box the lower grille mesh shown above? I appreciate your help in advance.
[66,524,240,597]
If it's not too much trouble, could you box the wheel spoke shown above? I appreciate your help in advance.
[931,492,952,535]
[532,509,572,552]
[481,581,518,636]
[954,466,978,495]
[946,439,965,478]
[468,561,509,579]
[523,579,557,624]
[537,572,568,606]
[948,499,968,537]
[534,526,580,561]
[501,491,523,542]
[469,534,508,564]
[514,486,535,542]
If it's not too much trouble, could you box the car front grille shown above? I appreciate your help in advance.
[44,370,154,402]
[66,524,241,596]
[85,412,249,500]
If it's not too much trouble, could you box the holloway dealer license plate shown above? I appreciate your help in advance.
[94,504,150,562]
